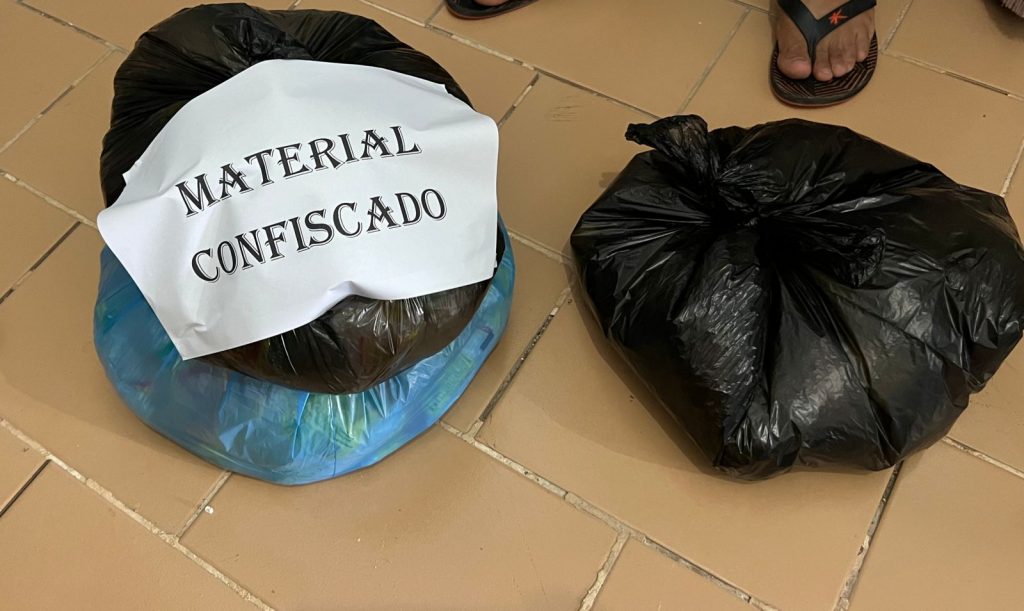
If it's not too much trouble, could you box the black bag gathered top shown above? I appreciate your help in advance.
[572,115,1024,479]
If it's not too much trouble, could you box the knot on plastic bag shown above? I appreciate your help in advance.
[626,116,759,222]
[626,116,717,179]
[626,116,885,286]
[228,21,313,64]
[626,115,719,189]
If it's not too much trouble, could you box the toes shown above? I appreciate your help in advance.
[778,44,812,80]
[813,44,833,82]
[855,30,870,62]
[775,17,812,80]
[831,40,857,78]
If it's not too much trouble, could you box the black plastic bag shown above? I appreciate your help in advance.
[100,3,500,394]
[571,115,1024,479]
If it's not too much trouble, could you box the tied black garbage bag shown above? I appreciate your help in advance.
[100,3,500,394]
[571,115,1024,479]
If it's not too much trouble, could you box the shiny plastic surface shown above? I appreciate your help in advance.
[94,226,514,485]
[99,3,497,394]
[571,115,1024,479]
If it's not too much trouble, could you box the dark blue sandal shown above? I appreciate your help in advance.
[771,0,878,107]
[446,0,539,19]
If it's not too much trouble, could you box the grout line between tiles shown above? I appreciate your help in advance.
[355,0,430,26]
[439,421,569,496]
[0,172,97,228]
[637,534,778,611]
[437,421,777,609]
[16,0,126,52]
[577,531,629,611]
[727,0,770,14]
[473,294,569,425]
[176,471,232,539]
[497,73,541,128]
[679,9,750,114]
[507,230,569,264]
[882,0,914,51]
[356,5,663,121]
[1000,134,1024,197]
[0,460,50,520]
[0,223,79,308]
[463,417,487,439]
[418,19,536,76]
[530,69,659,119]
[832,463,903,611]
[28,223,80,272]
[430,27,522,63]
[425,0,446,25]
[0,48,116,156]
[882,51,1024,102]
[473,286,571,428]
[0,417,275,611]
[347,0,564,125]
[422,17,661,120]
[942,436,1024,481]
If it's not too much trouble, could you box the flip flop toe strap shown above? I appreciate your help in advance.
[778,0,876,63]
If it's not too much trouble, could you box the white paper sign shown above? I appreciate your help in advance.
[98,60,499,360]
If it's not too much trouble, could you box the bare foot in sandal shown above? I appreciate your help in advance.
[771,0,878,106]
[776,0,876,82]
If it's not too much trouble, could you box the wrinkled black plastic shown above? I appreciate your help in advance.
[99,3,499,394]
[571,115,1024,479]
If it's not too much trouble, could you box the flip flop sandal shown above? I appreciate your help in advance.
[446,0,539,19]
[771,0,878,107]
[1001,0,1024,18]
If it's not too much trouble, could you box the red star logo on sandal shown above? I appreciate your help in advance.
[828,10,848,26]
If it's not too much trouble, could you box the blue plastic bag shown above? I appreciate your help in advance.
[94,225,514,485]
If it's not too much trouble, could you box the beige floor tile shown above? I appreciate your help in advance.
[0,466,250,610]
[373,0,442,21]
[849,443,1024,610]
[687,11,1024,194]
[0,227,225,532]
[444,239,570,430]
[595,542,750,611]
[0,54,121,221]
[0,180,75,294]
[950,345,1024,472]
[0,431,44,510]
[0,3,106,146]
[433,0,746,116]
[889,0,1024,96]
[184,427,616,610]
[303,0,535,121]
[496,76,649,253]
[479,299,892,611]
[25,0,292,49]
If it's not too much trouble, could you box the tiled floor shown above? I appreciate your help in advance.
[1,0,1023,609]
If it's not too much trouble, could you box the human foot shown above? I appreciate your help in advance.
[775,0,876,82]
